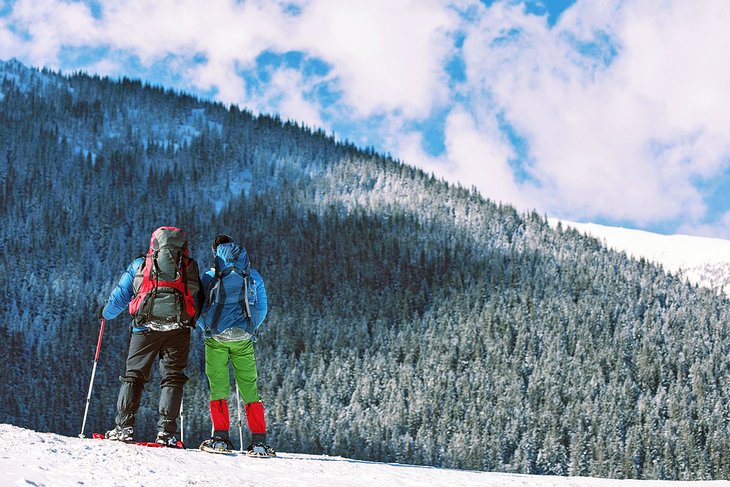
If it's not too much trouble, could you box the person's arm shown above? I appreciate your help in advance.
[186,259,204,320]
[196,270,213,331]
[249,268,267,329]
[101,257,143,320]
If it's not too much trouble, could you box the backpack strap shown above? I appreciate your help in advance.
[151,250,161,276]
[209,276,226,332]
[177,250,189,325]
[133,252,156,326]
[148,250,162,323]
[240,270,252,322]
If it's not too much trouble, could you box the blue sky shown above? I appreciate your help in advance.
[2,0,730,238]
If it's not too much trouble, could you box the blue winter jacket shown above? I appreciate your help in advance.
[102,256,203,332]
[102,257,145,330]
[197,242,268,340]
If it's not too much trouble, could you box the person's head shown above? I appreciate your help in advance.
[212,234,234,254]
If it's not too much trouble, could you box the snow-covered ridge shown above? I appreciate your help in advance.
[0,424,721,487]
[550,219,730,294]
[0,57,59,94]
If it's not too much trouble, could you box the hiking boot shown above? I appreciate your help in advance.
[155,431,179,447]
[199,436,235,453]
[105,425,133,442]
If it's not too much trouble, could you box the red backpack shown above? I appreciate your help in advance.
[129,226,197,327]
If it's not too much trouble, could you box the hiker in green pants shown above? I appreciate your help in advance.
[197,234,275,457]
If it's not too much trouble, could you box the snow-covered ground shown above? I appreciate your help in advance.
[0,424,726,487]
[550,219,730,295]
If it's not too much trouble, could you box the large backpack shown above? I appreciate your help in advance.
[129,226,197,327]
[206,244,255,335]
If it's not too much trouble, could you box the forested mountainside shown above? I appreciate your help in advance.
[2,59,730,481]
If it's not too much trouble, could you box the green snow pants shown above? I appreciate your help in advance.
[204,338,261,404]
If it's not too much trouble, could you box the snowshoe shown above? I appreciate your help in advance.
[93,431,184,449]
[155,431,183,448]
[105,425,133,442]
[199,436,235,455]
[246,442,276,458]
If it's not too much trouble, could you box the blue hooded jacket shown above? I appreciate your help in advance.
[198,242,268,339]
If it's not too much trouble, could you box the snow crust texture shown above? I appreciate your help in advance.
[1,424,727,487]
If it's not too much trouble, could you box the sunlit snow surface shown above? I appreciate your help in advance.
[1,424,727,487]
[551,220,730,295]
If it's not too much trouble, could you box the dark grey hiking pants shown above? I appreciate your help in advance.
[115,327,190,434]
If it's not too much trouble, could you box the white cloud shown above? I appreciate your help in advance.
[455,0,730,227]
[2,0,458,124]
[114,1,284,59]
[86,0,457,123]
[9,0,99,66]
[678,211,730,240]
[250,67,326,130]
[390,104,532,209]
[443,108,526,205]
[0,17,25,60]
[291,0,457,119]
[185,59,247,105]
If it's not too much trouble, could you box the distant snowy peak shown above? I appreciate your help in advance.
[0,58,60,95]
[0,57,27,73]
[550,219,730,294]
[0,57,33,81]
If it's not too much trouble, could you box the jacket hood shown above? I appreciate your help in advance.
[215,242,250,271]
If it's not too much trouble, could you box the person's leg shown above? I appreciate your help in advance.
[205,338,232,438]
[114,331,159,431]
[229,340,266,440]
[157,328,190,435]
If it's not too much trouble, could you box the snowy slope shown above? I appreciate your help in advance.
[0,424,726,487]
[550,219,730,295]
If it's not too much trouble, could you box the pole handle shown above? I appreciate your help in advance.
[94,318,106,361]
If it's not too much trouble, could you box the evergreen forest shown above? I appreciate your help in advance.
[2,59,730,480]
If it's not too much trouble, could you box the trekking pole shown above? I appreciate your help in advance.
[180,391,185,445]
[235,382,244,452]
[79,318,106,438]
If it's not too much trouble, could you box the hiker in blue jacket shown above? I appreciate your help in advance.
[197,234,274,457]
[101,227,203,446]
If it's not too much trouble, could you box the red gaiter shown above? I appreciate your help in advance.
[245,401,267,434]
[210,399,230,432]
